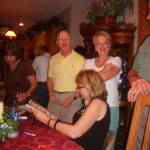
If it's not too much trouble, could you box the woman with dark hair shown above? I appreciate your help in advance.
[0,41,37,106]
[29,69,110,150]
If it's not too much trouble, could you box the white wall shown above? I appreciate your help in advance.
[58,6,71,32]
[70,0,90,48]
[57,0,90,47]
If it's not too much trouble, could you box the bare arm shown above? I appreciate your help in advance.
[98,63,121,81]
[30,99,107,139]
[127,70,139,83]
[50,99,107,139]
[26,75,37,95]
[127,70,150,102]
[47,77,55,102]
[17,75,37,102]
[128,70,150,92]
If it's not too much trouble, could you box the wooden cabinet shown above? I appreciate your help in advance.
[80,21,136,68]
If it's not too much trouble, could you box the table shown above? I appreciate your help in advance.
[0,116,84,150]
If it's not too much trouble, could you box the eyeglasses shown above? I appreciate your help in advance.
[95,42,110,47]
[77,86,85,90]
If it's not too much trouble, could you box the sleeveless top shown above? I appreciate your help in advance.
[73,103,110,150]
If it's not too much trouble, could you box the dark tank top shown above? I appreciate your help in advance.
[73,103,110,150]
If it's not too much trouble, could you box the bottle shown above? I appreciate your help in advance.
[118,59,129,100]
[10,97,18,121]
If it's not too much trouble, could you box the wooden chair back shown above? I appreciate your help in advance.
[126,94,150,150]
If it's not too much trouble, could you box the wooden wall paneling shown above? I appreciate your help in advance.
[18,25,65,59]
[45,28,52,53]
[18,32,39,60]
[34,31,47,48]
[48,26,63,56]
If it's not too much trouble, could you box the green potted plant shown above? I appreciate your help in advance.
[87,0,134,23]
[0,112,19,141]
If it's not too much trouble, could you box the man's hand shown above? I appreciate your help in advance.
[131,78,150,94]
[60,96,73,108]
[49,94,56,103]
[128,87,141,102]
[128,78,150,102]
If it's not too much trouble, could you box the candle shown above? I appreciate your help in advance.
[0,101,4,121]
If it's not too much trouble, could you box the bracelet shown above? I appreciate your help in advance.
[54,120,59,129]
[47,118,51,126]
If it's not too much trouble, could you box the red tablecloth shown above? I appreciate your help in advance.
[0,116,84,150]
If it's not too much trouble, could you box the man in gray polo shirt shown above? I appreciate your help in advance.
[127,1,150,149]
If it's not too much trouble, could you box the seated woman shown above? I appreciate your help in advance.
[30,69,110,150]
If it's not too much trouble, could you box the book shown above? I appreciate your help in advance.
[18,99,51,117]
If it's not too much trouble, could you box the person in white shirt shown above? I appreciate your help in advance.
[84,31,122,149]
[32,45,50,108]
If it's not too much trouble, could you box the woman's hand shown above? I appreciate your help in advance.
[16,92,27,102]
[99,63,121,81]
[29,105,50,125]
[29,105,58,125]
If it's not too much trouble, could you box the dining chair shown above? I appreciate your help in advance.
[126,94,150,150]
[102,130,116,150]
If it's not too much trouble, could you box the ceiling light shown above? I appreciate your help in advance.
[19,22,24,27]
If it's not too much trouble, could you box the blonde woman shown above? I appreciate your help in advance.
[84,31,122,146]
[30,69,110,150]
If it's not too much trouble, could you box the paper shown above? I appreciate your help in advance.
[0,101,4,120]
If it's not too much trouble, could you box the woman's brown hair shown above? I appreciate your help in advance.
[3,41,24,59]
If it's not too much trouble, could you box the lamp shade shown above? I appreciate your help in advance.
[5,30,17,39]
